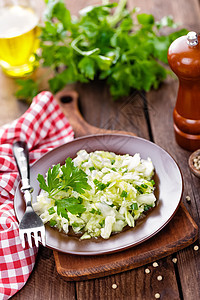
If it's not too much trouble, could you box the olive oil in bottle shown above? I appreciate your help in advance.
[0,5,40,77]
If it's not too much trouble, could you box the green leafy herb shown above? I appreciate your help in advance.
[141,184,148,189]
[144,204,153,211]
[15,78,39,102]
[72,222,81,228]
[49,219,57,227]
[111,159,115,165]
[131,203,138,210]
[135,185,144,194]
[48,207,56,215]
[56,199,69,219]
[99,219,105,227]
[56,197,86,217]
[120,190,128,198]
[89,208,101,215]
[16,0,187,101]
[37,158,91,198]
[93,179,110,190]
[89,166,96,171]
[37,158,92,221]
[78,196,83,204]
[37,164,60,195]
[61,157,91,194]
[135,183,150,194]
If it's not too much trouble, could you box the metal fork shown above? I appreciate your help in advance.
[13,141,45,248]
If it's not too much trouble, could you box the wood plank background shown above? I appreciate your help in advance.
[0,0,199,299]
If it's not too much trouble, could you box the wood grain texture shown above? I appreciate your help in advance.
[55,88,136,137]
[75,257,181,300]
[53,204,197,281]
[74,81,150,140]
[128,0,200,32]
[0,71,29,126]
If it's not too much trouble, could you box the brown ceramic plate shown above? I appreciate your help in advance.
[14,134,183,255]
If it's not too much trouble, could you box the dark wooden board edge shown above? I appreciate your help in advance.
[55,89,136,138]
[53,89,198,281]
[53,203,198,281]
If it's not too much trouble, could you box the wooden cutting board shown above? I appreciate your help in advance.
[53,89,198,281]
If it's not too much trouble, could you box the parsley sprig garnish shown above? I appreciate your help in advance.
[37,158,91,217]
[37,157,91,197]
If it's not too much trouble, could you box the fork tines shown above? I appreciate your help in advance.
[19,227,46,248]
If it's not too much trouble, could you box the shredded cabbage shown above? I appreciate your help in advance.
[33,150,156,240]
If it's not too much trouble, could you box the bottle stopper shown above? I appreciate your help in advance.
[187,31,198,46]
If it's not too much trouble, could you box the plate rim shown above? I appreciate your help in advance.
[14,134,183,255]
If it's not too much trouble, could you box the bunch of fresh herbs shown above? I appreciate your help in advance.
[16,0,187,101]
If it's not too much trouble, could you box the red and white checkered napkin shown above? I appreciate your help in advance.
[0,91,74,299]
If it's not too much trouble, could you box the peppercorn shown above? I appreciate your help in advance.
[193,155,200,170]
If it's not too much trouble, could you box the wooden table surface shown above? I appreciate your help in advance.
[1,0,199,299]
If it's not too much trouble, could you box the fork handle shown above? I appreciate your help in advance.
[13,141,33,192]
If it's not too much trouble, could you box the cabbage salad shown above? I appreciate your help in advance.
[33,150,156,240]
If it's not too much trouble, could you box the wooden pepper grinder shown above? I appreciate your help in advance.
[168,31,200,151]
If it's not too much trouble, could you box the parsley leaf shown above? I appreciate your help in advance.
[37,164,60,195]
[78,56,96,80]
[47,164,60,191]
[37,164,60,194]
[55,197,86,217]
[56,199,69,219]
[15,78,39,103]
[48,207,56,215]
[61,157,91,194]
[49,219,57,227]
[37,173,49,193]
[137,13,154,25]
